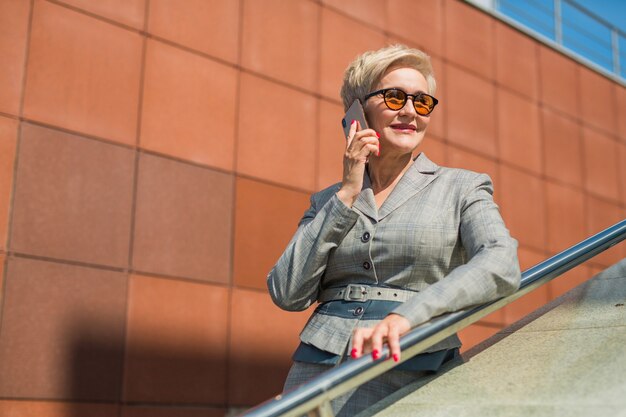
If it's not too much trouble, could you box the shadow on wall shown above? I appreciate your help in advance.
[65,320,291,413]
[67,324,124,402]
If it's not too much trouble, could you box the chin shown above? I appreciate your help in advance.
[387,133,422,150]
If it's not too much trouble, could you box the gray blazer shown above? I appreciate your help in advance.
[267,153,521,356]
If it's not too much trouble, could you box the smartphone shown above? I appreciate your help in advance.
[341,99,369,137]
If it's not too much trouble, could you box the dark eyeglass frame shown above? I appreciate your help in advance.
[363,88,439,116]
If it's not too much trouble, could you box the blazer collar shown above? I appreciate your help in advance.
[352,153,440,222]
[352,169,377,221]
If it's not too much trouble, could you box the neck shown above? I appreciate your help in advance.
[367,152,414,193]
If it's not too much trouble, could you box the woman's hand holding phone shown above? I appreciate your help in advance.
[336,119,379,208]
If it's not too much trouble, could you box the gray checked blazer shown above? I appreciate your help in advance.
[267,153,521,356]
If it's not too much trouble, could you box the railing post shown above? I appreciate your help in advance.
[611,28,621,76]
[554,0,563,45]
[307,401,334,417]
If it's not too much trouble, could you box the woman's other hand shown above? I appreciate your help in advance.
[351,313,411,363]
[336,120,379,207]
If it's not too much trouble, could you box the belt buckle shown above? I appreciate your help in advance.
[343,284,369,302]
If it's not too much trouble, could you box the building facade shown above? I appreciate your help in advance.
[0,0,624,416]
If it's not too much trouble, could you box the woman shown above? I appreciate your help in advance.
[267,44,520,416]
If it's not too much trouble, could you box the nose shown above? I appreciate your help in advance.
[397,96,418,117]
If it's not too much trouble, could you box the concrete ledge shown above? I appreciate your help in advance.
[371,259,626,416]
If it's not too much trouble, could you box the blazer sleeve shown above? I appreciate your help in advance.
[267,191,360,311]
[392,173,521,327]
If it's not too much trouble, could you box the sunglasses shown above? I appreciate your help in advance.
[363,88,439,116]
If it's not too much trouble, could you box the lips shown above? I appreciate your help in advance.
[390,123,416,131]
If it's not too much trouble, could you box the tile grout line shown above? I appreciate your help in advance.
[117,0,152,411]
[17,0,34,122]
[534,39,554,300]
[120,402,228,411]
[0,0,36,339]
[491,17,500,173]
[313,1,322,193]
[124,0,150,275]
[577,65,593,264]
[440,0,449,164]
[225,0,246,408]
[7,252,127,273]
[18,118,137,150]
[611,84,625,208]
[0,397,119,405]
[5,0,36,252]
[125,268,235,290]
[46,0,144,34]
[0,112,19,121]
[0,396,233,409]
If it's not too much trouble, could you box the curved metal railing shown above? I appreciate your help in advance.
[242,218,626,417]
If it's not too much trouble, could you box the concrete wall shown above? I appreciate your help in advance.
[0,0,624,416]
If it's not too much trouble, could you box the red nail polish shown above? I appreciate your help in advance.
[372,350,379,360]
[351,348,357,359]
[376,132,380,138]
[393,354,399,363]
[351,119,356,125]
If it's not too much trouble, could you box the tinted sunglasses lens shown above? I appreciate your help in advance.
[384,89,406,110]
[414,94,435,115]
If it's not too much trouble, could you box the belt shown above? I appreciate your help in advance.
[318,284,418,303]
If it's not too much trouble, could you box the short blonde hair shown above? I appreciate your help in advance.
[340,44,436,111]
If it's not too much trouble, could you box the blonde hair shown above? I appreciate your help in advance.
[340,44,436,111]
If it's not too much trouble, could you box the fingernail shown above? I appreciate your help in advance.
[393,354,399,363]
[351,349,357,359]
[351,119,356,125]
[372,350,379,360]
[376,132,380,138]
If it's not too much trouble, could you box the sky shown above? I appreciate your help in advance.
[488,0,626,79]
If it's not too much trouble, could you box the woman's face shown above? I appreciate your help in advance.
[363,66,431,156]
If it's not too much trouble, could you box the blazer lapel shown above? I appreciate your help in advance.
[352,169,379,221]
[378,153,439,221]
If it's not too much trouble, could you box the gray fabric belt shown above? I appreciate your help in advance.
[318,284,418,303]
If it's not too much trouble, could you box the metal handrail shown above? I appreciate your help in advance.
[242,219,626,417]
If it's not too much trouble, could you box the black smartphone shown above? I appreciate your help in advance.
[341,99,369,138]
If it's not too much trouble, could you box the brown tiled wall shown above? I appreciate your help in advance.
[0,0,624,416]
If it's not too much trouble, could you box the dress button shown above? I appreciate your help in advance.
[363,261,371,270]
[361,232,371,242]
[354,306,364,316]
